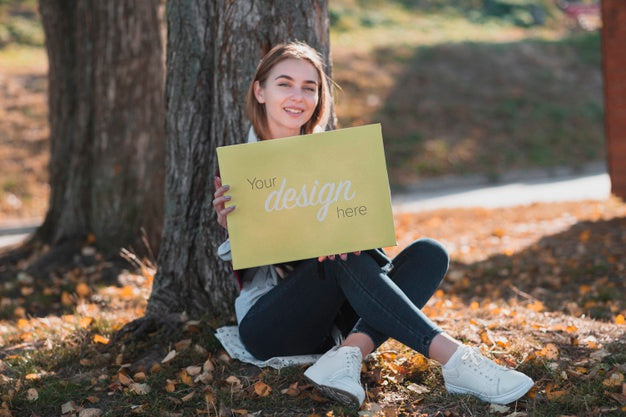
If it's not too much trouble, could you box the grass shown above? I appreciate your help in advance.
[329,0,603,187]
[332,24,603,186]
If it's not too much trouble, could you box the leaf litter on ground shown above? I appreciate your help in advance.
[0,198,624,416]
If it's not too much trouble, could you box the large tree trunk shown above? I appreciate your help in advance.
[146,0,333,320]
[37,0,165,256]
[601,0,626,199]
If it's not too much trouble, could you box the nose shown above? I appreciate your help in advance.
[290,88,304,101]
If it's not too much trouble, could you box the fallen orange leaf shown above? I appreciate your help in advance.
[281,382,300,396]
[578,229,591,242]
[480,330,494,345]
[179,370,193,386]
[61,291,73,306]
[408,354,430,373]
[603,372,624,387]
[76,282,91,298]
[133,372,146,382]
[118,372,133,386]
[537,343,559,360]
[120,286,135,300]
[79,316,94,328]
[254,381,271,397]
[174,339,192,351]
[545,383,567,400]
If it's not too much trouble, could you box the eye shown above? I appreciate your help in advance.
[278,82,290,87]
[304,86,316,92]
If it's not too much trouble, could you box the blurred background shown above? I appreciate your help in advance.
[0,0,603,220]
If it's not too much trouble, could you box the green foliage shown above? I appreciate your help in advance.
[564,31,602,66]
[331,0,557,29]
[0,0,42,47]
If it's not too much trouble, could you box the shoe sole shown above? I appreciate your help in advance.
[445,379,534,404]
[304,375,361,408]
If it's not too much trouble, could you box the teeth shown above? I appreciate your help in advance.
[284,107,303,114]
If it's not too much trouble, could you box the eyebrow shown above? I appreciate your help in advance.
[274,74,318,85]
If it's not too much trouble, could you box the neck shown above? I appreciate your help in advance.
[267,125,301,140]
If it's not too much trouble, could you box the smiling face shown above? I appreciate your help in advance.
[253,58,320,140]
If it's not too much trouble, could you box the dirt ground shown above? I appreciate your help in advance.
[0,47,49,224]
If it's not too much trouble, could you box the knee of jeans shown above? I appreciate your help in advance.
[411,238,449,270]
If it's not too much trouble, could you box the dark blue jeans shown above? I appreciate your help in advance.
[238,238,449,361]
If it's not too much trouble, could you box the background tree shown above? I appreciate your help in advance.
[601,0,626,199]
[36,0,165,259]
[141,0,333,325]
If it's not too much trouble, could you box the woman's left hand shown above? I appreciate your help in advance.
[318,251,361,262]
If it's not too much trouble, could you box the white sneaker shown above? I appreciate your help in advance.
[442,345,534,404]
[304,346,365,408]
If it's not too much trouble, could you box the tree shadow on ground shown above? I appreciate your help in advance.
[0,239,134,320]
[445,215,625,322]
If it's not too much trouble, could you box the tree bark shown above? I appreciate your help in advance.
[601,0,626,199]
[37,0,165,256]
[146,0,333,319]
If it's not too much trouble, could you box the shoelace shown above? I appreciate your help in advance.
[462,347,501,371]
[343,349,362,376]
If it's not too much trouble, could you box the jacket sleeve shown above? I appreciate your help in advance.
[217,238,232,261]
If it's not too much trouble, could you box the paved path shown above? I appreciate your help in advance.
[393,169,611,212]
[0,165,613,251]
[0,219,40,250]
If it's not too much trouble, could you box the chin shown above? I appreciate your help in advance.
[282,122,306,132]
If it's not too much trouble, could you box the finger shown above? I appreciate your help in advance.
[340,253,347,261]
[329,255,335,261]
[213,184,230,198]
[214,176,222,190]
[318,256,326,262]
[212,195,231,207]
[354,251,361,256]
[219,206,236,217]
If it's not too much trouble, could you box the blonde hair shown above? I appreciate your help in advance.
[246,42,331,140]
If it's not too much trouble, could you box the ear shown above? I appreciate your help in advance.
[253,81,265,103]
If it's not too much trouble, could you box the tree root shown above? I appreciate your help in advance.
[113,312,184,344]
[111,313,190,372]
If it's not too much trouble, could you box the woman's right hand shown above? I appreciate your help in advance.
[213,176,235,229]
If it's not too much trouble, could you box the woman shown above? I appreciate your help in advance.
[213,42,533,408]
